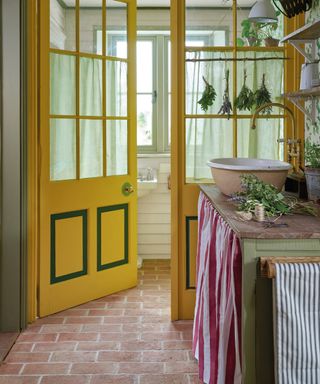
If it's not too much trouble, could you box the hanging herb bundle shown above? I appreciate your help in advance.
[254,73,272,114]
[234,69,255,112]
[218,69,232,119]
[197,76,217,112]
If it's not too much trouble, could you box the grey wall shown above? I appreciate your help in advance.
[0,0,27,331]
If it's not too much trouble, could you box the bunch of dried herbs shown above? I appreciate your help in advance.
[234,70,255,112]
[254,73,272,113]
[197,76,217,112]
[232,174,317,218]
[218,69,232,118]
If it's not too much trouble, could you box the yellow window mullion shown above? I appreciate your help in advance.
[103,0,107,176]
[76,0,80,180]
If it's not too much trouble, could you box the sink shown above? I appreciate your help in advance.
[137,178,158,198]
[207,158,292,196]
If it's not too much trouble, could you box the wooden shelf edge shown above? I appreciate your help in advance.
[281,19,320,43]
[282,86,320,99]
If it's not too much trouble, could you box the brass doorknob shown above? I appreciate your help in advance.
[122,182,135,196]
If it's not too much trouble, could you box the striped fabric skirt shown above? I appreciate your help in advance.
[275,263,320,384]
[192,192,242,384]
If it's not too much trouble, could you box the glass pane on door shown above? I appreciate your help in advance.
[106,60,128,117]
[50,0,76,51]
[106,120,128,176]
[80,0,103,54]
[50,119,76,181]
[79,57,103,116]
[106,0,128,59]
[80,120,103,179]
[50,53,76,116]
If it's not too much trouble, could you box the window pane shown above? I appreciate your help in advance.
[50,0,75,51]
[186,118,233,183]
[80,57,103,116]
[137,41,153,93]
[80,120,103,179]
[80,0,102,54]
[106,1,128,58]
[106,60,128,117]
[107,120,128,176]
[237,118,284,160]
[185,2,231,46]
[185,51,233,115]
[50,119,76,181]
[137,94,153,146]
[50,53,76,115]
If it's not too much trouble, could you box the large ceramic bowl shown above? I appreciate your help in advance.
[207,158,292,196]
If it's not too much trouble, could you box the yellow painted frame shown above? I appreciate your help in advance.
[170,0,305,320]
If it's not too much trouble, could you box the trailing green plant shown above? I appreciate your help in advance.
[254,74,272,113]
[232,174,317,218]
[237,19,262,47]
[197,76,217,112]
[234,70,255,111]
[218,69,232,119]
[305,140,320,168]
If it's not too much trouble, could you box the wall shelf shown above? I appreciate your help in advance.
[281,19,320,123]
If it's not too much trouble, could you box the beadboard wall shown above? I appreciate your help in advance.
[138,156,171,260]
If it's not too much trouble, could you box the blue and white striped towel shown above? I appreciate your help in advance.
[275,263,320,384]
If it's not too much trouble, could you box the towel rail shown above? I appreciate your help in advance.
[260,256,320,278]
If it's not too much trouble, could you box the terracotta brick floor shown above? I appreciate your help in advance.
[0,260,201,384]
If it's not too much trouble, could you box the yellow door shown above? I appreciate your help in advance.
[39,0,137,317]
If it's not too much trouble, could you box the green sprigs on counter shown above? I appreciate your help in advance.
[197,76,217,112]
[254,73,272,113]
[233,175,317,218]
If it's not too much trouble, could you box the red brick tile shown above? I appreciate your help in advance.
[10,343,33,352]
[142,303,167,309]
[181,331,193,341]
[165,361,198,374]
[22,363,70,374]
[40,376,90,384]
[162,341,192,350]
[22,326,42,334]
[77,302,107,309]
[124,309,161,316]
[0,363,23,375]
[90,375,137,384]
[18,333,57,343]
[58,333,99,342]
[188,374,203,384]
[65,317,103,324]
[99,333,139,342]
[103,317,140,324]
[141,332,181,341]
[33,317,65,325]
[81,324,121,333]
[32,342,77,352]
[106,302,141,309]
[54,309,89,317]
[162,322,194,332]
[122,323,162,333]
[76,341,119,351]
[5,352,50,363]
[98,351,141,362]
[96,295,127,303]
[118,362,164,374]
[140,374,189,384]
[88,309,125,317]
[50,351,96,363]
[142,351,187,362]
[0,377,40,384]
[70,362,117,374]
[120,341,161,351]
[40,325,82,333]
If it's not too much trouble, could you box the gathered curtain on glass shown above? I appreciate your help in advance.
[185,51,284,181]
[50,53,126,180]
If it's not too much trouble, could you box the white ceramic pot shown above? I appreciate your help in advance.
[300,63,319,90]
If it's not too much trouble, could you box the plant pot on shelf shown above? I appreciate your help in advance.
[246,37,259,47]
[304,167,320,202]
[264,37,280,47]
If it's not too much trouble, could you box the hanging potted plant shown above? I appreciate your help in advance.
[259,23,280,47]
[304,141,320,202]
[237,19,261,47]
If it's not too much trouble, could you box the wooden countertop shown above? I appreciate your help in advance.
[200,185,320,239]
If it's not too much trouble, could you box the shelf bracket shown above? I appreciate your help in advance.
[289,40,317,62]
[287,96,316,124]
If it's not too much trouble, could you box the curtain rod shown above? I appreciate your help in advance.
[260,257,320,279]
[186,57,289,62]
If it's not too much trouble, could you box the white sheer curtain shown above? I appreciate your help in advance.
[185,51,284,181]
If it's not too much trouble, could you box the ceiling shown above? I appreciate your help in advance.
[62,0,254,7]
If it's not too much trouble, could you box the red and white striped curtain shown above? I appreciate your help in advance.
[193,192,242,384]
